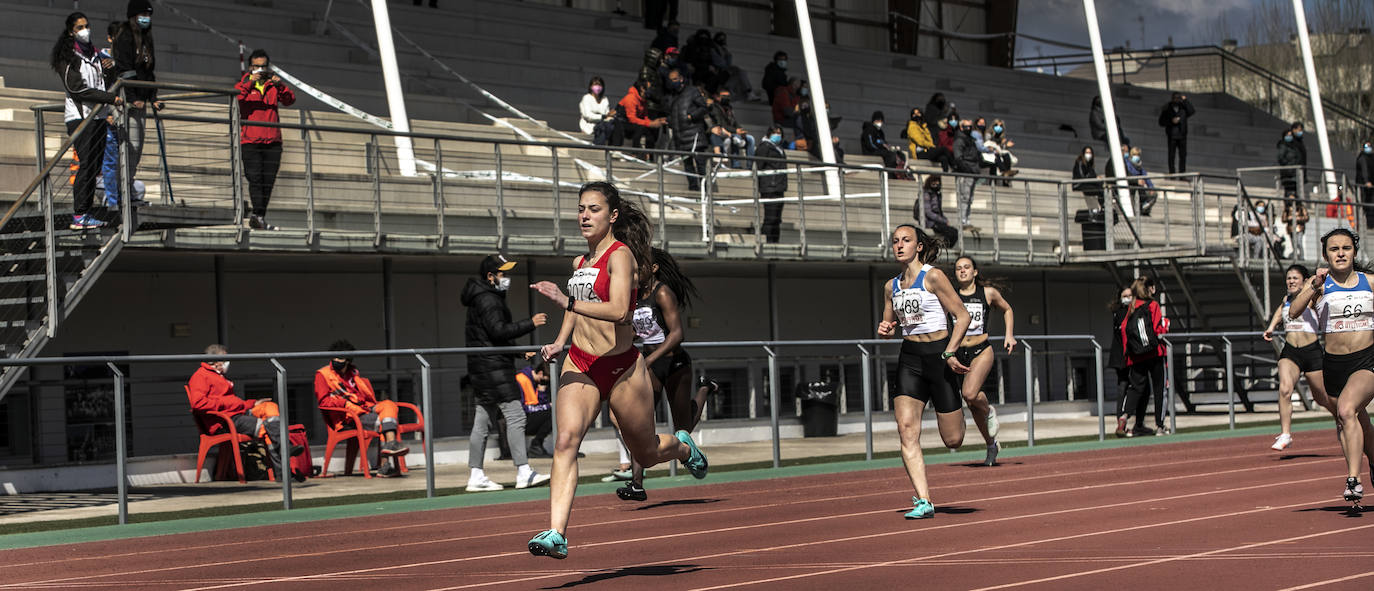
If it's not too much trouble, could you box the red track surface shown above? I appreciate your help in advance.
[2,432,1371,590]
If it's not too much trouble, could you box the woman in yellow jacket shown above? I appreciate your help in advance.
[903,107,955,171]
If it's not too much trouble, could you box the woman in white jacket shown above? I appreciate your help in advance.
[578,76,610,136]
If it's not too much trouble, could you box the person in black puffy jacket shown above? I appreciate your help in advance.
[462,255,550,492]
[756,124,789,243]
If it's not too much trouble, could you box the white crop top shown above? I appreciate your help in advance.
[891,265,947,336]
[1318,273,1374,334]
[1282,298,1318,335]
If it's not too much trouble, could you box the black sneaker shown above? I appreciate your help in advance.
[381,440,410,456]
[377,462,402,478]
[1345,477,1364,502]
[1132,425,1156,437]
[699,376,720,395]
[616,481,647,501]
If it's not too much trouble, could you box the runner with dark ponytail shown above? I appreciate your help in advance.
[951,255,1017,465]
[528,182,708,559]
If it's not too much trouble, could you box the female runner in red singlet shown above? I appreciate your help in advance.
[527,181,708,559]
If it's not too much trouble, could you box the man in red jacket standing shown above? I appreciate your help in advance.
[186,344,303,479]
[236,49,295,231]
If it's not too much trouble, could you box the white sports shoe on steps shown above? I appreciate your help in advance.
[465,477,504,492]
[1271,433,1292,451]
[517,470,551,489]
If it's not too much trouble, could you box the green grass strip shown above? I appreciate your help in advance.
[0,416,1333,550]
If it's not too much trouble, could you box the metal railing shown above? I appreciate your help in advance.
[0,330,1290,524]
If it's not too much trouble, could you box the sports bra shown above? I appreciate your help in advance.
[1318,272,1374,334]
[568,241,634,314]
[891,265,947,336]
[632,283,668,345]
[1282,296,1318,335]
[958,283,988,337]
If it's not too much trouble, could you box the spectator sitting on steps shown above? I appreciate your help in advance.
[860,111,909,179]
[916,174,958,248]
[902,107,954,172]
[761,51,788,104]
[984,119,1018,184]
[1072,145,1105,213]
[315,340,409,477]
[951,120,983,234]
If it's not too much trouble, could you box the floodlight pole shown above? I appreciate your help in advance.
[794,0,841,199]
[1082,0,1133,217]
[1292,0,1338,198]
[370,0,417,176]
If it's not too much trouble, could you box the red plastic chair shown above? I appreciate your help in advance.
[187,386,274,483]
[319,402,425,478]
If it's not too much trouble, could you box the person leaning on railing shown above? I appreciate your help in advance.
[110,0,164,175]
[235,49,295,231]
[187,344,304,480]
[51,11,122,230]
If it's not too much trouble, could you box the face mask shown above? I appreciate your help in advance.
[1130,155,1141,164]
[767,133,782,144]
[75,28,91,44]
[799,88,809,97]
[1284,135,1293,143]
[590,85,603,94]
[330,360,348,373]
[931,184,941,191]
[1257,206,1266,213]
[993,125,1003,134]
[137,15,151,29]
[1295,130,1304,138]
[1364,145,1372,154]
[495,277,511,292]
[1120,297,1133,306]
[874,121,883,129]
[1084,153,1093,162]
[949,119,958,127]
[220,361,231,373]
[669,80,683,91]
[776,59,787,69]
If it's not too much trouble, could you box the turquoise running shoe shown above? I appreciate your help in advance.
[674,430,709,479]
[528,529,568,559]
[904,497,934,519]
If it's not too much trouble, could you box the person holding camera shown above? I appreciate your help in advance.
[235,49,295,230]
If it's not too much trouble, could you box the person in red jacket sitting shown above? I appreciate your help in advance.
[235,48,295,231]
[186,343,303,479]
[314,340,409,477]
[1118,276,1171,437]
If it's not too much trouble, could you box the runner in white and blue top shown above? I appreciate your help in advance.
[877,224,971,520]
[1287,228,1374,506]
[1261,264,1334,452]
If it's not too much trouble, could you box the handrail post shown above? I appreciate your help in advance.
[270,358,292,509]
[371,134,381,247]
[1092,339,1105,441]
[1165,338,1177,434]
[765,345,781,468]
[414,353,435,498]
[663,388,678,477]
[434,138,446,247]
[752,162,763,255]
[989,174,1001,258]
[1222,336,1235,430]
[551,146,561,251]
[304,116,316,242]
[1057,182,1069,263]
[119,86,134,242]
[108,362,127,524]
[495,143,505,247]
[1024,340,1034,447]
[38,109,58,338]
[858,343,873,461]
[879,171,891,253]
[796,163,808,255]
[1022,178,1033,261]
[656,159,667,249]
[838,167,849,258]
[230,94,244,234]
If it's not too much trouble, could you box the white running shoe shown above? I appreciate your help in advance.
[984,440,1000,466]
[516,470,551,489]
[985,405,1000,440]
[1271,433,1293,451]
[465,477,505,492]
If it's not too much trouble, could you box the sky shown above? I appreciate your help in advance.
[1015,0,1263,59]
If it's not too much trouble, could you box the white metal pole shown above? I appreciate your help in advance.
[793,0,841,199]
[1292,0,1338,198]
[370,0,416,176]
[1082,0,1133,217]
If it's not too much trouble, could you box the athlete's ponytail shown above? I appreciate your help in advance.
[652,248,700,309]
[581,181,654,291]
[895,223,942,264]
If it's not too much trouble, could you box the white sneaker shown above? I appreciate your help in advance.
[985,405,1000,440]
[1271,433,1293,451]
[516,470,551,489]
[984,440,1000,466]
[465,477,504,492]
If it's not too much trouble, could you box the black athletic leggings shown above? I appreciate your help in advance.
[1124,357,1166,428]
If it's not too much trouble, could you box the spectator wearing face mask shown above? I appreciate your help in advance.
[236,49,295,231]
[462,255,550,492]
[772,77,805,137]
[669,75,711,191]
[1283,200,1310,258]
[711,32,758,102]
[1124,146,1158,215]
[1157,92,1196,173]
[614,78,667,151]
[916,175,958,247]
[316,340,410,477]
[983,119,1018,183]
[189,344,305,481]
[111,0,164,176]
[1289,121,1309,188]
[1072,146,1105,211]
[1358,140,1374,229]
[756,124,789,243]
[1277,127,1304,198]
[707,89,754,168]
[1241,200,1269,259]
[1089,95,1130,151]
[860,111,909,179]
[902,107,955,172]
[762,51,789,104]
[923,93,951,132]
[951,119,983,232]
[578,76,611,137]
[650,19,679,47]
[801,99,843,163]
[51,11,120,230]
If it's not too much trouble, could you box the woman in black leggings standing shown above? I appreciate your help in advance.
[1110,286,1134,437]
[1119,276,1170,436]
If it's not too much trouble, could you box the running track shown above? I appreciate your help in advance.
[1,431,1370,590]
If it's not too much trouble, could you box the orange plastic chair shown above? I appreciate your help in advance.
[319,402,425,478]
[187,386,274,483]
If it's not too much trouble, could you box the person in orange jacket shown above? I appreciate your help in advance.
[314,340,409,477]
[186,343,303,480]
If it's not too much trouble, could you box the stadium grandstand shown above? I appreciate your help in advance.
[1,0,1373,586]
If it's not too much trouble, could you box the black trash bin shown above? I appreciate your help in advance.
[1075,209,1106,251]
[798,379,838,437]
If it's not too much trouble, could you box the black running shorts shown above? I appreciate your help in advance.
[893,338,963,414]
[955,340,998,393]
[1278,341,1322,374]
[1321,344,1374,398]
